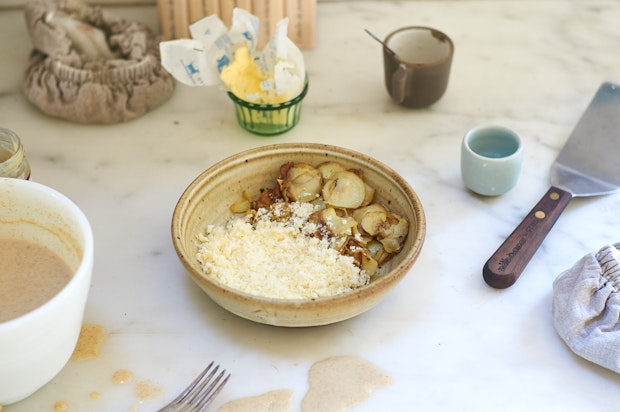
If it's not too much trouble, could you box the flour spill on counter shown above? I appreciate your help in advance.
[71,324,106,360]
[53,323,162,409]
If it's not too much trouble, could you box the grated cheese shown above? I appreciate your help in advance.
[196,202,370,299]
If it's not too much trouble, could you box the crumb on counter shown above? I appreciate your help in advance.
[112,369,133,385]
[53,400,68,411]
[135,380,163,401]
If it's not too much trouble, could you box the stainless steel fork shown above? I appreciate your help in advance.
[158,362,231,412]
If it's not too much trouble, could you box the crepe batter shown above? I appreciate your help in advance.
[301,356,392,412]
[0,239,72,322]
[217,356,391,412]
[217,389,293,412]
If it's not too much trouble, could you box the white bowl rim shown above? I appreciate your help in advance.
[0,177,94,328]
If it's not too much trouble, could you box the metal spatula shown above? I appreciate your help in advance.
[484,82,620,288]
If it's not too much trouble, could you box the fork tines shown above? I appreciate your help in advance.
[160,361,231,412]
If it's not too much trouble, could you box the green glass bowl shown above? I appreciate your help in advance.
[227,78,309,136]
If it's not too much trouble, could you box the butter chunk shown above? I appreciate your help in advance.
[220,46,272,103]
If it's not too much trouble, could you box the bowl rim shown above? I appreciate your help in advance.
[171,143,426,310]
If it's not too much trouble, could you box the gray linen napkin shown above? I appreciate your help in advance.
[22,0,174,124]
[552,243,620,373]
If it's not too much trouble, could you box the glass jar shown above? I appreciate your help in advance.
[0,128,31,179]
[227,77,309,136]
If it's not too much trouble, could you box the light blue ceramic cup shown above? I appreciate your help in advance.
[461,125,523,196]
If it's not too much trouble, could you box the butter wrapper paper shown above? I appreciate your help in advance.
[159,8,305,104]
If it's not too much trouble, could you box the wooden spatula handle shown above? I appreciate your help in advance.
[483,186,573,288]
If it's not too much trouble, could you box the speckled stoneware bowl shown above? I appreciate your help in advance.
[171,143,426,327]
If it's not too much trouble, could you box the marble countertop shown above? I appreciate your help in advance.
[3,1,620,411]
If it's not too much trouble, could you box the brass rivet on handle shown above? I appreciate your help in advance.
[535,211,546,219]
[550,192,560,200]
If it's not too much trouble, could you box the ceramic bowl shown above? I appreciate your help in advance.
[0,178,93,405]
[171,143,426,327]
